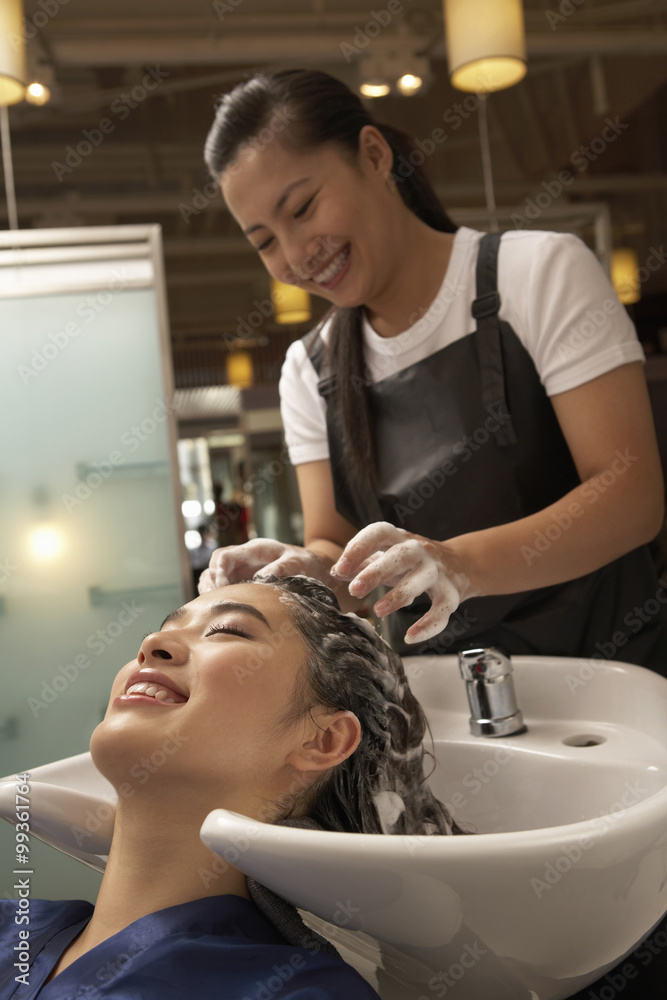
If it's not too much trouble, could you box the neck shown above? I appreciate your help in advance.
[78,793,251,953]
[364,217,456,339]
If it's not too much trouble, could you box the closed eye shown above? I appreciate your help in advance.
[206,623,252,639]
[294,194,315,218]
[256,194,317,252]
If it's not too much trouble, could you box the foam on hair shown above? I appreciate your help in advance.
[253,574,467,837]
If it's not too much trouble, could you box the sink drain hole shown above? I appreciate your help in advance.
[562,733,607,747]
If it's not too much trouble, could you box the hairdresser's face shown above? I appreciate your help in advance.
[91,584,309,812]
[220,126,395,309]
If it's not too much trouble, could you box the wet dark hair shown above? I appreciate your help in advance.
[254,575,467,837]
[204,69,458,515]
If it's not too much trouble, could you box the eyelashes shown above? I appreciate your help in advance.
[140,624,250,643]
[205,623,251,639]
[293,194,315,219]
[256,194,316,252]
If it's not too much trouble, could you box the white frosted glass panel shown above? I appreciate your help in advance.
[0,276,186,899]
[0,256,153,296]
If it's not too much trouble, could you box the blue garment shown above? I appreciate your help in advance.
[0,896,380,999]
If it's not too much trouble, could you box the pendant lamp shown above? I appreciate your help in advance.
[0,0,27,105]
[226,351,254,389]
[612,249,640,306]
[270,278,311,325]
[444,0,526,94]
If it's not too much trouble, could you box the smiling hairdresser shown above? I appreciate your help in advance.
[200,68,667,672]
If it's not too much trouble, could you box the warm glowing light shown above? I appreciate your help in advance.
[184,530,202,550]
[397,74,423,96]
[28,525,64,560]
[444,0,527,93]
[270,279,311,324]
[359,81,391,98]
[612,248,640,305]
[182,500,202,518]
[25,81,51,105]
[225,351,254,388]
[203,498,216,515]
[0,0,26,105]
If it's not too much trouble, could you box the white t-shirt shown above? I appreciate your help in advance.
[279,226,644,467]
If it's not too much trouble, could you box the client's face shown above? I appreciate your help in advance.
[91,583,310,815]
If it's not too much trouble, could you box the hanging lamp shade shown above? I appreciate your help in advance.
[0,0,27,105]
[270,278,311,325]
[226,351,254,388]
[612,248,640,305]
[444,0,526,93]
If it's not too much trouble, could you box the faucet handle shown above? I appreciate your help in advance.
[457,645,526,738]
[458,645,513,682]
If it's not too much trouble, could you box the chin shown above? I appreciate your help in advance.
[89,718,124,783]
[89,714,151,789]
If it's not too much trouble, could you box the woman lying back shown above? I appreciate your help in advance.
[0,576,463,1000]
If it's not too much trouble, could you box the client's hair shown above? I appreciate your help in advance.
[255,575,466,837]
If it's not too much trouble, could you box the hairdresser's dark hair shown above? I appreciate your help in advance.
[254,575,467,837]
[204,69,458,512]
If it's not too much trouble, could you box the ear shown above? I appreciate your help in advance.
[286,710,361,775]
[357,124,394,179]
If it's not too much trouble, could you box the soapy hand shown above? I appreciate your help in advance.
[198,538,332,593]
[330,522,473,644]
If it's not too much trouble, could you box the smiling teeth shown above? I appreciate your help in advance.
[313,245,349,284]
[126,682,176,703]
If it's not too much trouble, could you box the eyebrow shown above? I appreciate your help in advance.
[159,601,272,632]
[243,177,312,236]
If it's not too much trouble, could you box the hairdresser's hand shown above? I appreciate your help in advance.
[330,522,476,644]
[198,538,333,594]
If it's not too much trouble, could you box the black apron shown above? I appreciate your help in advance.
[305,232,667,674]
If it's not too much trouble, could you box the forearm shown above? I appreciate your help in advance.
[446,461,664,599]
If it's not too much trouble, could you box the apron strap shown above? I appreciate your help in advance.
[304,326,338,398]
[472,232,518,447]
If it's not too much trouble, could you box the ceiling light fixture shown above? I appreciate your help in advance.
[25,81,50,105]
[359,49,432,99]
[612,248,640,306]
[0,0,27,231]
[0,0,27,106]
[396,73,422,96]
[225,351,254,389]
[270,278,311,324]
[444,0,527,94]
[396,56,431,96]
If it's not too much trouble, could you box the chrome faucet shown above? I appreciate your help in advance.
[457,646,527,737]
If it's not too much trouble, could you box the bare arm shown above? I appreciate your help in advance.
[332,362,665,642]
[445,361,664,596]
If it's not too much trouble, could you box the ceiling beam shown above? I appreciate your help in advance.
[1,173,666,222]
[47,31,667,67]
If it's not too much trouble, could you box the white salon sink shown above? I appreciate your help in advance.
[201,655,667,999]
[2,654,667,1000]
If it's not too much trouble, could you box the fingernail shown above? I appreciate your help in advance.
[349,579,367,597]
[335,557,350,574]
[374,600,390,615]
